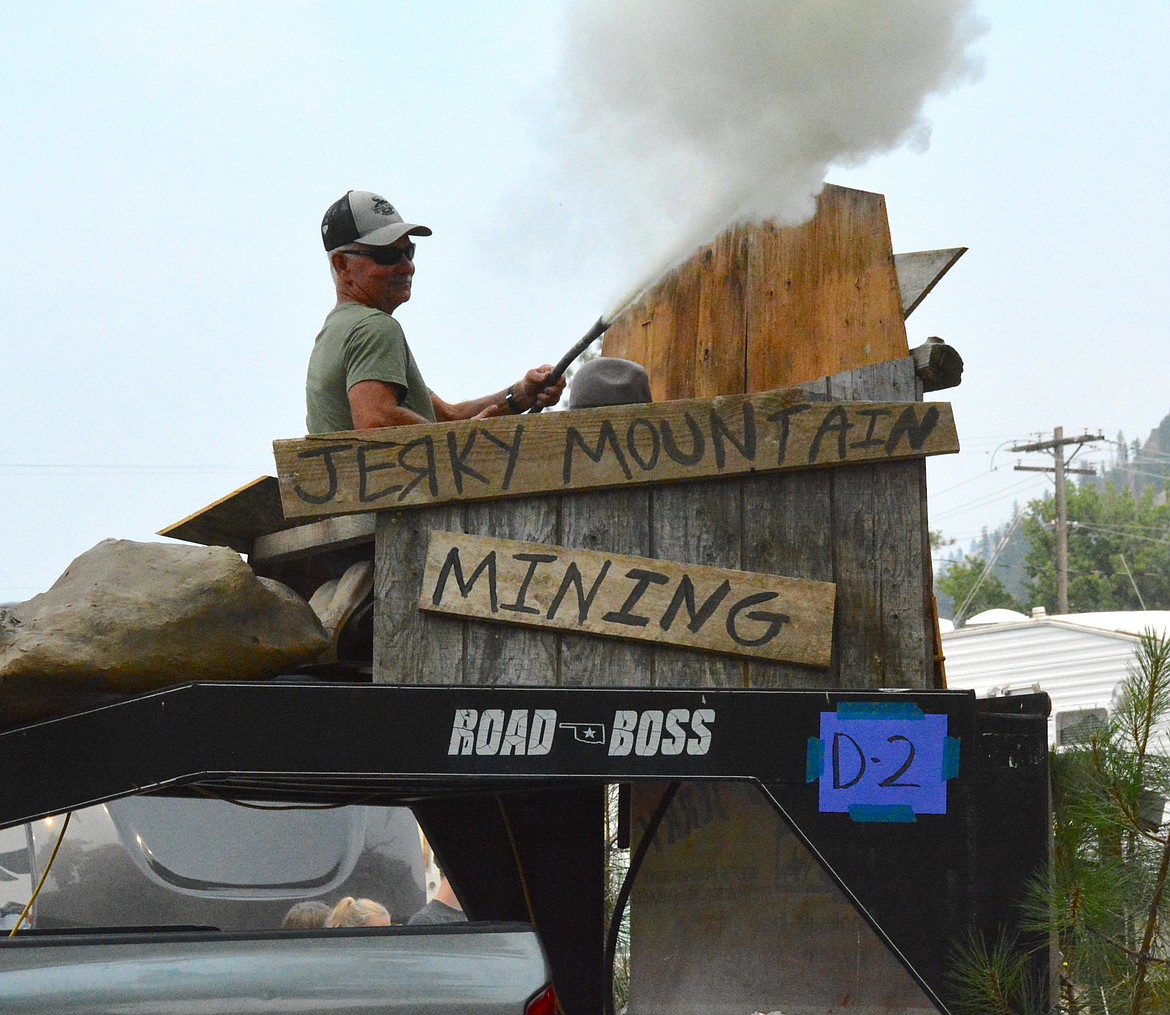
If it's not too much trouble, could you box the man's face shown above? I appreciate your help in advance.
[335,235,417,313]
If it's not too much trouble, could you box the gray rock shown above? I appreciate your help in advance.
[0,539,329,726]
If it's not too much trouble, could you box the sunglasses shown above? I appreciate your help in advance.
[343,242,416,266]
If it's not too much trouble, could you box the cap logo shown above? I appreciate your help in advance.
[371,197,397,217]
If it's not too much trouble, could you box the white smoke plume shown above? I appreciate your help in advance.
[549,0,987,314]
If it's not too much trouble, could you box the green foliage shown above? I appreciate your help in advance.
[946,928,1046,1015]
[1021,483,1170,613]
[948,631,1170,1015]
[937,556,1024,623]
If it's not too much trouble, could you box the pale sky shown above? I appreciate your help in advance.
[3,1,1168,601]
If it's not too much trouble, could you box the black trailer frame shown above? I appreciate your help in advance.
[0,682,1050,1014]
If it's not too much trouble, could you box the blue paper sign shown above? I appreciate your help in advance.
[806,702,960,822]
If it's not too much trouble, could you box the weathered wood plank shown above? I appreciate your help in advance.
[374,505,465,684]
[651,478,746,688]
[742,379,835,689]
[251,514,375,564]
[826,358,931,688]
[598,297,650,375]
[420,532,835,667]
[459,497,559,686]
[656,255,704,402]
[602,187,912,398]
[557,487,655,687]
[745,186,909,393]
[273,393,959,519]
[894,248,966,317]
[159,476,286,554]
[694,226,749,399]
[598,260,703,404]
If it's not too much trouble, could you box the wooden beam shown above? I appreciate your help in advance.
[273,391,959,520]
[250,513,375,564]
[420,532,835,667]
[158,476,286,554]
[910,337,964,392]
[893,248,966,318]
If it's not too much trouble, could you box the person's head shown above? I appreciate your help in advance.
[325,896,392,928]
[322,191,432,314]
[281,900,331,930]
[568,357,653,410]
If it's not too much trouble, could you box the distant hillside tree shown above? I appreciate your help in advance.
[1088,412,1170,497]
[1022,482,1170,612]
[937,557,1024,624]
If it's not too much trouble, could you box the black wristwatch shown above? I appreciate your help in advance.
[505,385,524,414]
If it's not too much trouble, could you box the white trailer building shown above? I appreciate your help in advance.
[940,609,1170,746]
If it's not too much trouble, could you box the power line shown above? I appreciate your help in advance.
[0,464,264,476]
[1010,427,1106,614]
[953,512,1025,624]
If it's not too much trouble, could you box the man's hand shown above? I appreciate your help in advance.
[420,365,570,424]
[518,364,567,411]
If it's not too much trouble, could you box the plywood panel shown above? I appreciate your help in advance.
[600,185,908,402]
[159,476,286,554]
[694,225,749,399]
[894,247,966,317]
[746,186,908,393]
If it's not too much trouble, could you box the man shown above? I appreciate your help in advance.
[307,190,565,434]
[407,872,467,926]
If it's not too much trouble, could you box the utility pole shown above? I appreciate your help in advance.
[1011,427,1105,614]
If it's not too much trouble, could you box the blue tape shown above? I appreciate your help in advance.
[836,702,925,721]
[943,737,961,780]
[848,804,917,823]
[806,738,824,782]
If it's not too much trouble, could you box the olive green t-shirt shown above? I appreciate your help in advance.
[305,302,436,433]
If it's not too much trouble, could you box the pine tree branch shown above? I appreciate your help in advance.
[1130,829,1170,1015]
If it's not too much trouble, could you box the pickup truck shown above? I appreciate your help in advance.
[0,793,557,1014]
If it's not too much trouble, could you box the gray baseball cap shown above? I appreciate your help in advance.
[321,191,432,251]
[569,357,653,409]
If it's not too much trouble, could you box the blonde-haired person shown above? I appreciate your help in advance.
[281,899,332,930]
[325,896,392,928]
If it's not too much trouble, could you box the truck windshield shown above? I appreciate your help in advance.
[1,798,440,933]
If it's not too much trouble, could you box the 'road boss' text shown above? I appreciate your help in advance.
[448,707,715,757]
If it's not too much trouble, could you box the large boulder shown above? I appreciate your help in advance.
[0,539,329,726]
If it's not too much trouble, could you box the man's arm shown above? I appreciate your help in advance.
[348,366,566,430]
[431,365,566,422]
[348,380,433,429]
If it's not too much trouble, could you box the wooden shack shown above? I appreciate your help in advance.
[173,183,969,1013]
[263,184,962,696]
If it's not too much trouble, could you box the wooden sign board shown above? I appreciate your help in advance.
[273,390,958,520]
[420,531,836,667]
